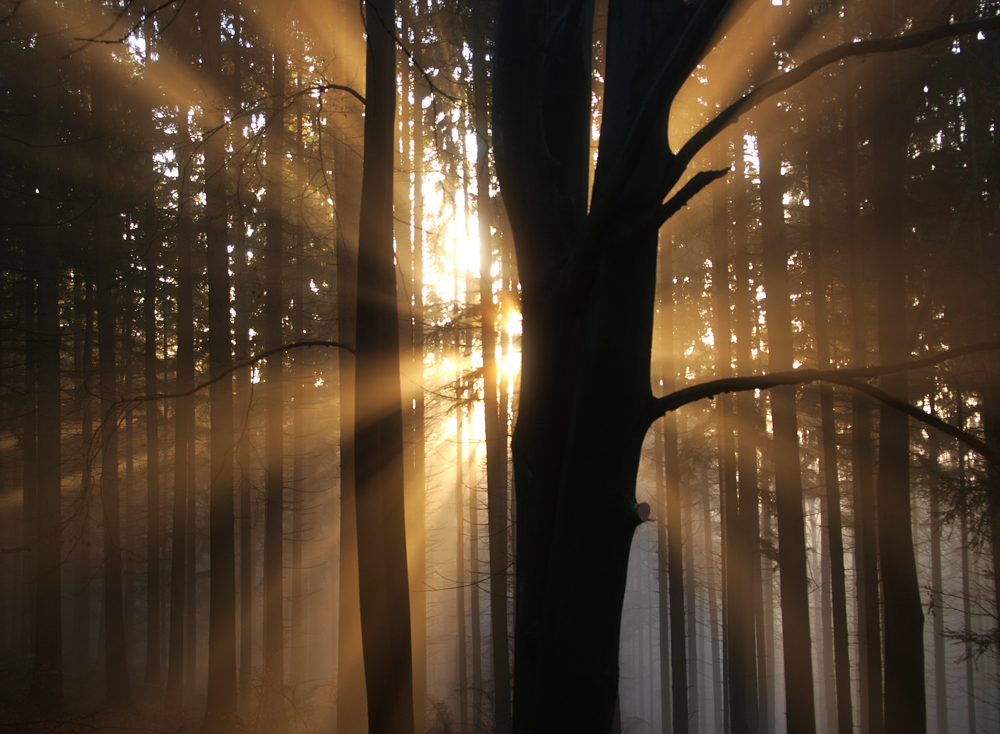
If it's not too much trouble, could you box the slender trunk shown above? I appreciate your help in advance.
[98,219,133,710]
[654,423,671,732]
[353,0,414,727]
[33,252,63,702]
[233,147,253,714]
[77,279,96,672]
[709,139,731,734]
[759,124,815,734]
[731,163,759,734]
[808,104,853,734]
[334,127,366,734]
[870,47,924,734]
[472,18,512,731]
[146,236,162,691]
[411,88,428,734]
[846,77,883,734]
[201,2,240,726]
[660,228,688,734]
[167,99,194,707]
[262,43,287,731]
[456,401,469,733]
[684,478,699,734]
[928,430,948,734]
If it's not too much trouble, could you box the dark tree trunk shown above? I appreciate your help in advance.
[869,44,925,734]
[262,42,287,732]
[456,401,468,733]
[334,126,366,734]
[928,430,949,734]
[31,240,63,706]
[659,228,689,734]
[759,122,815,734]
[731,164,759,734]
[807,103,853,734]
[145,235,162,691]
[353,0,414,728]
[97,218,133,711]
[201,2,239,727]
[166,96,194,709]
[845,59,882,734]
[472,14,512,730]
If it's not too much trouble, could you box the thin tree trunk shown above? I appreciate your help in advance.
[456,400,469,733]
[659,227,688,734]
[167,94,194,708]
[731,161,759,734]
[145,234,162,691]
[262,41,287,731]
[472,17,512,730]
[684,476,699,734]
[98,218,133,710]
[928,429,948,734]
[870,41,925,734]
[759,121,815,734]
[201,1,239,726]
[353,0,414,727]
[334,128,366,734]
[808,102,854,734]
[30,241,64,705]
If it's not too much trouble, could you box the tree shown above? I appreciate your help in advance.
[353,0,415,730]
[491,2,1000,731]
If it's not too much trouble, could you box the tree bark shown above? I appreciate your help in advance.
[262,42,287,732]
[201,2,240,727]
[145,230,162,692]
[97,214,133,711]
[759,121,815,734]
[353,0,414,728]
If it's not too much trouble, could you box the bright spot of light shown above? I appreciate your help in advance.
[315,377,324,387]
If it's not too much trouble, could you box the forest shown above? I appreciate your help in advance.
[2,0,1000,732]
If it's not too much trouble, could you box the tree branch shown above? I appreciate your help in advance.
[652,341,1000,466]
[123,339,354,405]
[647,166,731,232]
[677,15,1000,168]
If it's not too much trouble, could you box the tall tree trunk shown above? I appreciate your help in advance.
[659,228,688,734]
[20,274,37,673]
[846,63,882,734]
[456,400,469,733]
[30,239,64,705]
[928,429,948,734]
[411,82,428,734]
[807,103,854,734]
[97,217,133,710]
[710,139,734,734]
[759,120,815,734]
[145,236,162,691]
[684,477,699,734]
[869,41,925,734]
[334,127,366,734]
[76,278,96,673]
[166,97,194,709]
[731,160,759,734]
[201,1,240,727]
[262,42,287,732]
[353,0,414,728]
[654,422,671,732]
[233,147,253,715]
[472,16,512,731]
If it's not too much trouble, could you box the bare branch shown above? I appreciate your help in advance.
[648,166,731,232]
[677,15,1000,168]
[124,339,354,406]
[652,341,1000,466]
